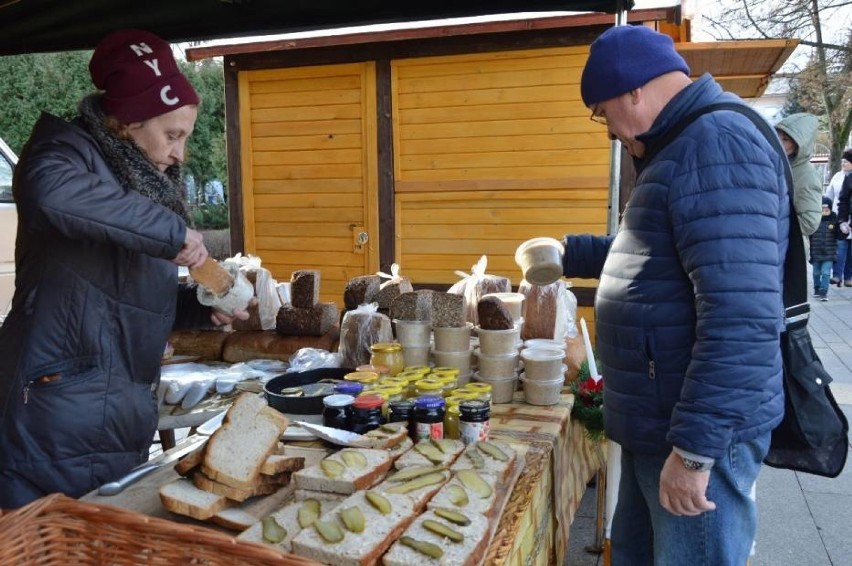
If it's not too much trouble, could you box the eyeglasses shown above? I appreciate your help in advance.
[590,105,607,126]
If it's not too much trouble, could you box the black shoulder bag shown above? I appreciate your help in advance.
[654,102,849,477]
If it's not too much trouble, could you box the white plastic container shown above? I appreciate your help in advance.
[432,348,473,376]
[475,348,519,379]
[481,292,525,322]
[514,237,564,286]
[473,371,518,404]
[393,319,432,347]
[476,325,521,356]
[520,374,563,405]
[432,322,473,352]
[523,338,566,352]
[402,345,430,367]
[520,348,566,381]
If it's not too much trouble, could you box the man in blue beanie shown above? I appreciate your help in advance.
[560,25,789,564]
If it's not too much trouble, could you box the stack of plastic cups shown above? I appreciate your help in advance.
[519,346,566,405]
[473,324,521,403]
[431,322,474,386]
[394,319,432,368]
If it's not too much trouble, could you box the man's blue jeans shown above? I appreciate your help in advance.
[833,238,852,281]
[611,432,770,566]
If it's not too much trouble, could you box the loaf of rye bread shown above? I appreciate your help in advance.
[389,290,436,322]
[430,292,466,328]
[338,308,393,368]
[476,296,514,330]
[372,277,414,309]
[343,275,383,310]
[221,329,340,363]
[276,302,339,336]
[168,329,232,361]
[519,280,560,339]
[290,270,321,308]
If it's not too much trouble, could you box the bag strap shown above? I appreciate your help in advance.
[649,102,806,320]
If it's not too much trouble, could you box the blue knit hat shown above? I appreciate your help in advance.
[580,26,690,107]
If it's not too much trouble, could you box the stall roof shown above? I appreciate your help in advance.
[0,0,633,56]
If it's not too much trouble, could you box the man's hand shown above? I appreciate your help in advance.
[210,298,257,326]
[659,451,716,516]
[172,228,209,269]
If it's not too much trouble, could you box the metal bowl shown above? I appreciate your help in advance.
[263,367,353,416]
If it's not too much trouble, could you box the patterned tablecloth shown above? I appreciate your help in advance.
[485,391,603,566]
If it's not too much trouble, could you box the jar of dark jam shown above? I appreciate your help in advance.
[350,394,386,434]
[413,395,446,441]
[387,399,415,437]
[334,381,364,397]
[459,399,490,444]
[322,394,354,430]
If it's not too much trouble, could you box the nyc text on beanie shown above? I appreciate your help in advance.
[580,26,690,107]
[89,29,200,124]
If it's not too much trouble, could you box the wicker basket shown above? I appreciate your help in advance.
[0,494,319,565]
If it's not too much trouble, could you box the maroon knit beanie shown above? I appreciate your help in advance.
[89,29,200,124]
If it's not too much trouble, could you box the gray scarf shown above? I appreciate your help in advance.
[78,95,190,223]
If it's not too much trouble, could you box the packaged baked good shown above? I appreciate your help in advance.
[338,303,393,368]
[343,275,383,310]
[448,255,511,327]
[372,263,414,309]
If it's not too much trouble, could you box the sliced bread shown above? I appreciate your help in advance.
[211,507,260,532]
[293,448,392,495]
[294,489,348,505]
[191,470,289,502]
[261,454,306,476]
[237,497,342,553]
[381,507,490,566]
[394,439,464,470]
[386,437,413,462]
[174,443,206,477]
[449,440,516,480]
[159,478,230,520]
[201,392,289,489]
[351,423,409,450]
[426,470,499,516]
[291,490,417,566]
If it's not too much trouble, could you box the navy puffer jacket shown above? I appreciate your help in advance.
[563,75,788,459]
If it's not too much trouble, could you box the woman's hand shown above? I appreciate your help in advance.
[172,228,209,268]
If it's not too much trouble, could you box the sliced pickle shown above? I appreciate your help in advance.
[433,507,471,526]
[466,449,485,469]
[297,499,321,528]
[314,519,345,543]
[429,437,453,454]
[423,519,464,543]
[386,465,446,482]
[400,536,444,559]
[457,469,493,499]
[365,490,392,515]
[321,459,345,478]
[414,443,445,464]
[446,484,469,507]
[385,471,446,494]
[477,441,509,462]
[261,516,287,543]
[340,450,368,470]
[339,506,366,533]
[381,423,402,433]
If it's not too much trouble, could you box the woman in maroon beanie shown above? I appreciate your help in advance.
[0,29,246,507]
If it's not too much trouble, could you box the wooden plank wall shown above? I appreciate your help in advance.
[391,46,611,288]
[238,63,378,304]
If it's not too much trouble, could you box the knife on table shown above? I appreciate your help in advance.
[97,409,226,496]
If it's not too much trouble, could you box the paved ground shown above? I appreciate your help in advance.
[565,275,852,566]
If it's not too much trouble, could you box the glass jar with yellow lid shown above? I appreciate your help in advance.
[444,404,461,439]
[378,376,409,390]
[403,365,431,376]
[446,389,479,402]
[395,370,428,398]
[370,342,404,376]
[414,377,444,398]
[431,367,460,378]
[463,382,492,403]
[430,373,458,396]
[344,371,379,391]
[356,363,390,377]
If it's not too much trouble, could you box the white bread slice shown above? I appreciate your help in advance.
[374,468,450,511]
[294,489,348,505]
[386,437,413,462]
[393,439,464,470]
[351,423,410,449]
[237,497,342,553]
[201,393,289,489]
[293,448,392,495]
[191,470,289,502]
[381,508,490,566]
[426,470,498,516]
[261,454,306,476]
[174,444,206,477]
[291,490,417,566]
[159,478,230,520]
[211,507,260,532]
[449,440,516,480]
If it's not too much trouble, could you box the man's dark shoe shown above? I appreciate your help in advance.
[845,280,852,287]
[830,277,840,285]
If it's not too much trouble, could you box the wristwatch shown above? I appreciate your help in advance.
[680,456,713,472]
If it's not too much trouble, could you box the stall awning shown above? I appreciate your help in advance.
[0,0,633,56]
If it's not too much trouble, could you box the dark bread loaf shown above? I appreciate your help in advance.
[477,296,514,330]
[276,302,339,336]
[373,277,414,309]
[343,275,382,310]
[290,270,321,308]
[431,292,466,327]
[338,308,393,367]
[169,329,232,361]
[390,289,436,321]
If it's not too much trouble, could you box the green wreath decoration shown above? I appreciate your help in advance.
[570,358,605,442]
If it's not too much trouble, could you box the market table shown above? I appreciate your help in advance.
[83,391,601,566]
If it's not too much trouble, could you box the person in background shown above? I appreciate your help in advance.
[824,149,852,285]
[835,150,852,266]
[0,29,248,508]
[562,25,788,565]
[775,113,823,255]
[809,196,841,301]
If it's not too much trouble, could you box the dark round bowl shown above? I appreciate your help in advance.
[263,367,353,416]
